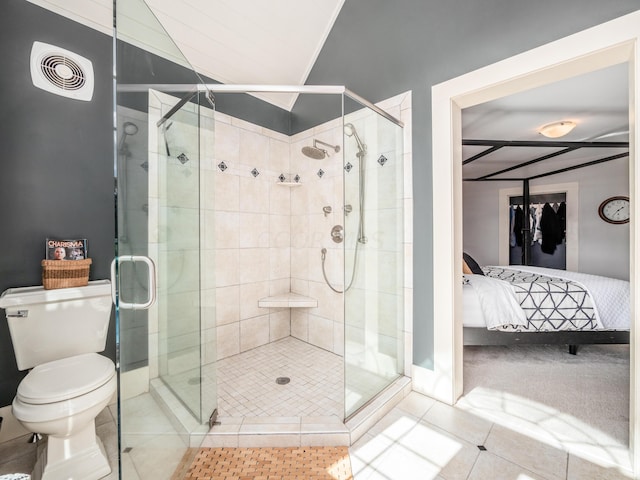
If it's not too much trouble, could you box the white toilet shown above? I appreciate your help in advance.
[0,280,115,480]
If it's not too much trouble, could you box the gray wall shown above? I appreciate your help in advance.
[0,0,115,406]
[0,0,294,406]
[299,0,640,368]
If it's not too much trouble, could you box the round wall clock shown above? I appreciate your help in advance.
[598,196,630,224]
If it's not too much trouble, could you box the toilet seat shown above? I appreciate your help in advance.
[17,353,114,404]
[13,353,116,423]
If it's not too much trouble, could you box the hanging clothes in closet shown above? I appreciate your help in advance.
[532,203,543,245]
[556,202,566,241]
[513,205,524,246]
[540,202,563,254]
[509,193,567,269]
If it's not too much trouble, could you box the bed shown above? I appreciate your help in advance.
[461,137,630,353]
[462,260,630,354]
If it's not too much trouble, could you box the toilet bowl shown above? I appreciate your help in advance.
[0,281,115,480]
[12,353,116,480]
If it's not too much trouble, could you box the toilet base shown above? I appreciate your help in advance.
[31,421,111,480]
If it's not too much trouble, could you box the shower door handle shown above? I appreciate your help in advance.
[110,255,157,309]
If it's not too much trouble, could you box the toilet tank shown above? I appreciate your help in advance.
[0,280,112,370]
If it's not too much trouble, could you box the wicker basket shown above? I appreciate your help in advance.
[41,258,92,290]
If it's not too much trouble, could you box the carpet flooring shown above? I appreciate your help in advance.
[463,344,630,444]
[173,447,353,480]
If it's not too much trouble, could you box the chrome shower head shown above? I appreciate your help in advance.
[344,123,366,155]
[302,145,327,160]
[302,139,340,160]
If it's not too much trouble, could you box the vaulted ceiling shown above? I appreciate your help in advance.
[26,0,344,110]
[26,0,631,170]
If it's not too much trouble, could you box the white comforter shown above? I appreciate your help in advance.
[467,266,629,330]
[466,274,528,329]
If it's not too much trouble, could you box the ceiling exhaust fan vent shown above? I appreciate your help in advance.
[30,41,94,101]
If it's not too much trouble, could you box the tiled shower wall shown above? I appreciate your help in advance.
[289,119,346,356]
[212,114,293,360]
[212,91,412,362]
[147,91,413,381]
[212,112,347,359]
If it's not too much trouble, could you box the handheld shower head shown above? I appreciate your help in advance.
[118,121,139,153]
[123,121,139,136]
[344,123,366,155]
[302,139,340,160]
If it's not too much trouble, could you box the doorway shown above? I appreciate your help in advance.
[423,10,640,475]
[459,64,630,458]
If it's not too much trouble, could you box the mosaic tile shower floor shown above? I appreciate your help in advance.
[216,337,343,418]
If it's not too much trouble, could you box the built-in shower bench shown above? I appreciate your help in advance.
[258,292,317,308]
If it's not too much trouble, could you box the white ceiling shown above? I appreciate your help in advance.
[462,62,630,180]
[26,0,344,110]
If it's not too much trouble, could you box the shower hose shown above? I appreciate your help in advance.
[321,235,363,294]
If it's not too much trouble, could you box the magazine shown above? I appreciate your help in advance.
[45,238,88,261]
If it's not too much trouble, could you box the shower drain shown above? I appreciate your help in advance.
[276,377,290,385]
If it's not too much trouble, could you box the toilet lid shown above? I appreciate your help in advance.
[17,353,115,405]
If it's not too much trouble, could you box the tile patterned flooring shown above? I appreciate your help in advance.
[350,391,634,480]
[0,343,635,479]
[217,337,343,418]
[2,389,635,479]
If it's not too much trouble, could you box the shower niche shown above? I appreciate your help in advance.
[275,172,303,186]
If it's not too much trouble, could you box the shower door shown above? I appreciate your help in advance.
[115,0,215,478]
[115,90,215,478]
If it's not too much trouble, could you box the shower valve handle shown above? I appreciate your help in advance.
[331,225,344,243]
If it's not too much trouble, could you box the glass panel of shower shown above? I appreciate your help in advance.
[115,2,404,470]
[198,87,404,424]
[115,0,214,478]
[152,89,210,421]
[343,95,405,418]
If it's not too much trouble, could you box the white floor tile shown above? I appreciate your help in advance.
[484,424,568,480]
[467,451,549,480]
[422,401,493,446]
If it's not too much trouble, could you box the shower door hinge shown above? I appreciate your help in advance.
[206,91,215,109]
[208,408,220,429]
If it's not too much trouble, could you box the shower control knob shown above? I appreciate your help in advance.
[331,225,344,243]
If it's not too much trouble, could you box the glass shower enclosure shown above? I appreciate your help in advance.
[115,1,405,478]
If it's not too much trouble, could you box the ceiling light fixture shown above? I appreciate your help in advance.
[538,120,577,138]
